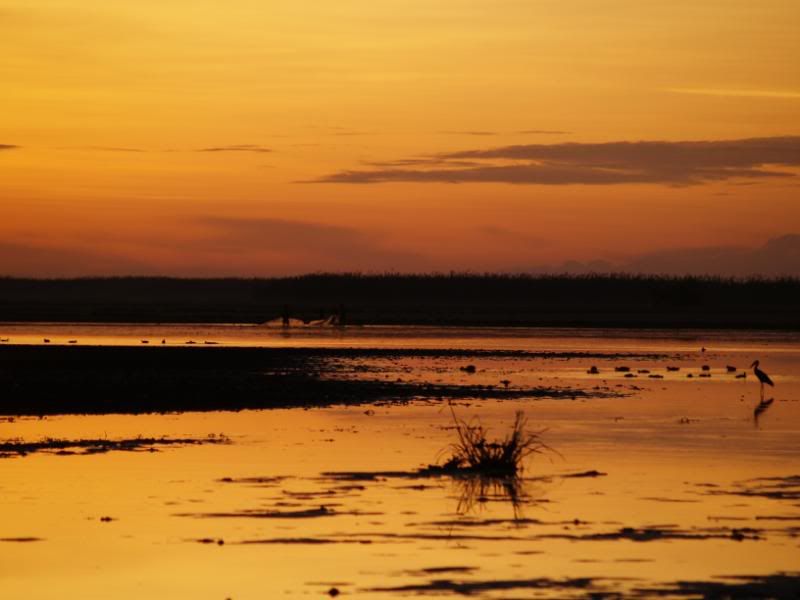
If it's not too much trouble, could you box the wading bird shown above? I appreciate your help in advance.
[750,360,774,398]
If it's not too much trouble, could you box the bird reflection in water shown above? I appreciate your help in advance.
[753,397,774,428]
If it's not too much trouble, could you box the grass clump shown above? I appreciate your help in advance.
[436,407,548,477]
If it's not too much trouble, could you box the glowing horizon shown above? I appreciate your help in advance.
[2,1,799,277]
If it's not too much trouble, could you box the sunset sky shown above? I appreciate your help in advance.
[2,1,799,277]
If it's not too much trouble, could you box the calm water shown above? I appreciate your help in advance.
[1,325,798,598]
[1,321,799,352]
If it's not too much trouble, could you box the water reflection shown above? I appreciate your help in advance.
[453,474,529,519]
[1,330,799,599]
[754,397,775,427]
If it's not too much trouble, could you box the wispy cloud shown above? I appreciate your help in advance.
[197,144,272,153]
[330,131,373,137]
[439,130,498,136]
[196,217,425,270]
[361,158,483,168]
[0,242,155,277]
[312,136,800,186]
[666,88,800,100]
[85,146,146,153]
[0,218,429,277]
[315,127,375,137]
[517,129,571,135]
[438,130,570,136]
[479,226,550,248]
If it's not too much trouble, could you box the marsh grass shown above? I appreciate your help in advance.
[435,407,550,477]
[427,407,554,518]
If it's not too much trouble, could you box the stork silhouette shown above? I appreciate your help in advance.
[750,360,774,399]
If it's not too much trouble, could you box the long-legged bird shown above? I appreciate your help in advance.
[750,360,774,398]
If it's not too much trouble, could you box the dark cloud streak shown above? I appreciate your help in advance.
[86,146,146,153]
[198,144,272,153]
[313,136,800,186]
[439,130,498,136]
[517,129,571,135]
[361,158,483,168]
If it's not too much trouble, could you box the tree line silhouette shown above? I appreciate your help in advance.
[0,273,797,328]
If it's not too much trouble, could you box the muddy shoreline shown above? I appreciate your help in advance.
[0,345,626,416]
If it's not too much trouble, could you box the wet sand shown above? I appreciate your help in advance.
[0,327,798,598]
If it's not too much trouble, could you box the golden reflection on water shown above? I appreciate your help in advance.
[1,329,799,598]
[2,323,800,353]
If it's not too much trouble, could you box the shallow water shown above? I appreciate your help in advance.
[1,322,799,353]
[1,326,799,598]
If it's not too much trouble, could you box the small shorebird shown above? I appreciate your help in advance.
[750,360,774,398]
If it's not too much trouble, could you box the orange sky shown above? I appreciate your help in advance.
[2,1,799,276]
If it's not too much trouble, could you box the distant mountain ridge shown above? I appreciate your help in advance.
[547,234,800,277]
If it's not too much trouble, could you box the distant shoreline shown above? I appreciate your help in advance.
[1,274,798,330]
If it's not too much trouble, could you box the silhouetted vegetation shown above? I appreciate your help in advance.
[439,410,547,477]
[0,273,798,328]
